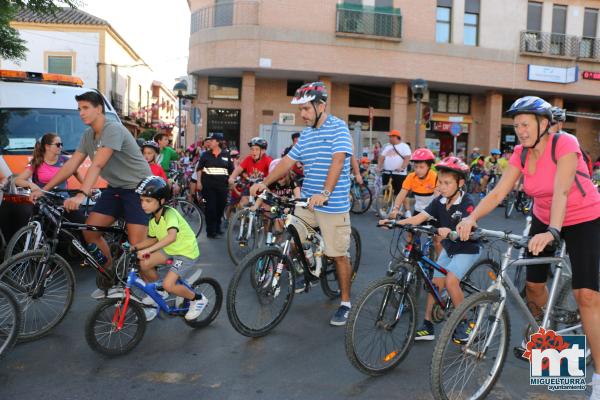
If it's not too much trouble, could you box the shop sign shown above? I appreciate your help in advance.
[528,64,578,84]
[433,121,469,133]
[582,71,600,81]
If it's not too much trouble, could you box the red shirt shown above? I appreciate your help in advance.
[240,155,272,180]
[149,163,167,180]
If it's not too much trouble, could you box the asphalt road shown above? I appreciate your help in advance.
[0,207,591,400]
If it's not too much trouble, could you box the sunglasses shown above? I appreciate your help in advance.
[50,142,63,147]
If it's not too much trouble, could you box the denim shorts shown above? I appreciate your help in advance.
[92,187,149,226]
[433,249,480,279]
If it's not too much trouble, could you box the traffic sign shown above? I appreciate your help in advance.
[191,107,201,125]
[450,123,462,137]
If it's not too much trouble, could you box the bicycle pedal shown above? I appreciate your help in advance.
[513,346,529,362]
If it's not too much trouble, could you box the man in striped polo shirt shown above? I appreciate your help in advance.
[251,82,354,326]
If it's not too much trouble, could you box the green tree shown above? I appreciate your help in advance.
[139,129,158,141]
[0,0,81,62]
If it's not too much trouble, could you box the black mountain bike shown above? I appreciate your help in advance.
[0,190,126,342]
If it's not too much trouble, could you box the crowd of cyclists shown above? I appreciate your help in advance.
[1,83,600,399]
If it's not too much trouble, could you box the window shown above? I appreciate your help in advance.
[208,77,242,100]
[551,4,567,55]
[287,80,304,97]
[348,114,390,132]
[581,8,599,58]
[464,0,480,46]
[47,55,73,75]
[431,92,470,114]
[348,84,391,109]
[464,13,478,46]
[436,7,451,43]
[214,0,234,27]
[527,1,543,31]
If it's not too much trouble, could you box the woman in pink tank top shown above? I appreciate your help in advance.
[456,96,600,390]
[14,132,83,192]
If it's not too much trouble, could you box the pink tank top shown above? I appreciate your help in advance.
[509,133,600,227]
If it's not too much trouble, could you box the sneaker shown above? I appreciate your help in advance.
[91,287,123,299]
[330,305,351,326]
[144,307,158,322]
[415,322,435,341]
[452,319,475,344]
[294,276,306,293]
[141,290,169,306]
[185,296,209,320]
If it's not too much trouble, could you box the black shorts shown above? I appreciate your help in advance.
[526,215,600,291]
[92,187,149,226]
[382,173,406,195]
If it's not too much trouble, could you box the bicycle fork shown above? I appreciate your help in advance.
[111,288,132,331]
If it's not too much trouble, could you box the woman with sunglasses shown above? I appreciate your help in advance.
[15,133,83,193]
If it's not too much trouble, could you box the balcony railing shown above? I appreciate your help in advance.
[336,3,402,40]
[520,30,600,61]
[190,1,259,33]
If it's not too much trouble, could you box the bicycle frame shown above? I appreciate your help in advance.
[467,239,576,354]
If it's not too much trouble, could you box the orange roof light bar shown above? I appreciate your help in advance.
[0,69,83,87]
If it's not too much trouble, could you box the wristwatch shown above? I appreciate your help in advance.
[320,189,331,198]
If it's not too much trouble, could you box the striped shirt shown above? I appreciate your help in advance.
[288,115,352,213]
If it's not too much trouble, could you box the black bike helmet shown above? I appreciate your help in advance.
[141,140,160,153]
[135,176,171,201]
[248,137,268,149]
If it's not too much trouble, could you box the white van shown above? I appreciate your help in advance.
[0,69,121,251]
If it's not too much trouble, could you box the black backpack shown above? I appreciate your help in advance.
[520,132,593,197]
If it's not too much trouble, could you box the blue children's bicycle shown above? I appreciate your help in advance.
[85,243,222,356]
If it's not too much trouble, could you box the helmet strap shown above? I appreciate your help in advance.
[312,102,323,129]
[526,115,550,149]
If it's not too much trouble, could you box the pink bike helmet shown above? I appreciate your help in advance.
[410,148,435,162]
[435,156,469,179]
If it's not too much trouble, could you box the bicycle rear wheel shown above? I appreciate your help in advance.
[183,277,223,329]
[173,198,204,237]
[461,259,499,296]
[0,250,75,342]
[345,277,416,376]
[0,283,20,360]
[504,191,516,219]
[227,209,263,265]
[430,291,510,400]
[321,226,361,299]
[350,184,372,214]
[226,247,295,337]
[4,224,45,261]
[85,298,146,356]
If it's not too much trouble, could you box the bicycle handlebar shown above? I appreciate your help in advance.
[376,220,437,235]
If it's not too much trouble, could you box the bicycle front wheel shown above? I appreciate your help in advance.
[321,226,361,299]
[345,277,416,376]
[226,247,295,337]
[85,298,146,356]
[173,198,204,237]
[430,291,510,400]
[0,283,20,360]
[0,250,75,342]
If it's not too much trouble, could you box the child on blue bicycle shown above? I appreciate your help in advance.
[384,157,480,343]
[133,176,206,321]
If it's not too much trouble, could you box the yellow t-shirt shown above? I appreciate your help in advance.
[148,206,199,259]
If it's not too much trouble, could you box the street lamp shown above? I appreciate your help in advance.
[411,78,428,149]
[173,80,188,148]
